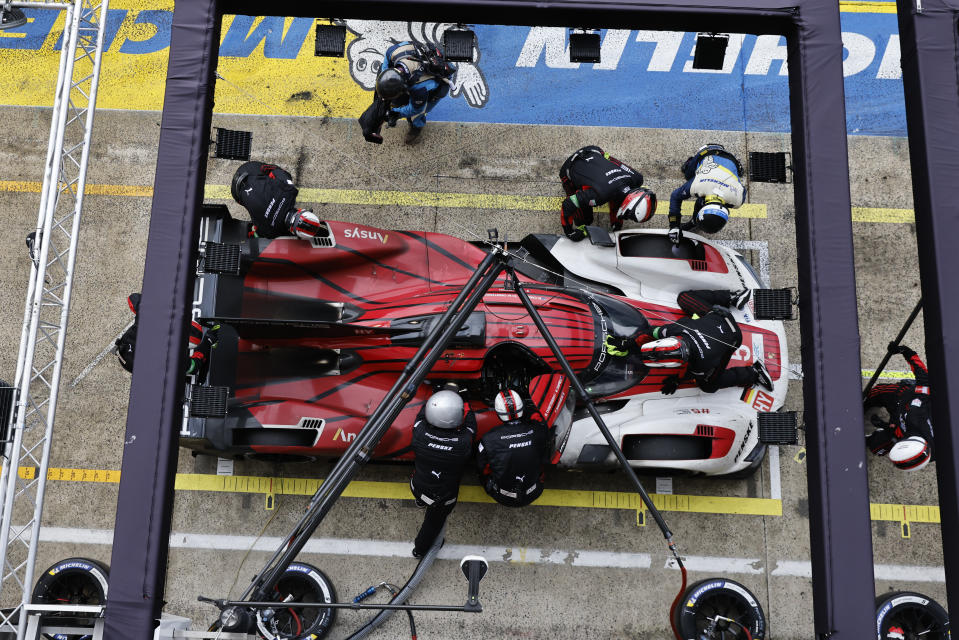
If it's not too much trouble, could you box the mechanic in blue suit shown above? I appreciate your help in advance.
[374,41,456,143]
[668,144,746,245]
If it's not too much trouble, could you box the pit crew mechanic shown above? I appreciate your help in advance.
[476,390,551,507]
[231,161,324,240]
[668,143,746,245]
[558,145,657,241]
[865,343,935,471]
[409,388,477,558]
[609,289,774,394]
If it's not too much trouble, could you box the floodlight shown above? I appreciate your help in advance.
[0,4,27,31]
[569,29,601,64]
[443,24,476,62]
[315,19,346,57]
[692,32,729,70]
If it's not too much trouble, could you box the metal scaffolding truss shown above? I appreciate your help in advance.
[0,0,109,636]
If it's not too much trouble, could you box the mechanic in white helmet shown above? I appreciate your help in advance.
[667,143,746,245]
[409,387,477,558]
[865,343,935,471]
[558,145,658,242]
[231,161,324,240]
[476,389,551,507]
[637,289,774,395]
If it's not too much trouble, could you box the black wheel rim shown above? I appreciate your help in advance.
[694,591,755,640]
[39,572,105,606]
[264,573,328,638]
[884,604,948,640]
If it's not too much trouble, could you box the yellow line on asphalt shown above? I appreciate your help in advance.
[852,207,914,224]
[839,1,897,12]
[862,369,915,380]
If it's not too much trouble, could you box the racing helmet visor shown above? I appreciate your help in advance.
[640,337,689,368]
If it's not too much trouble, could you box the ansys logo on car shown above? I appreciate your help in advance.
[343,227,389,244]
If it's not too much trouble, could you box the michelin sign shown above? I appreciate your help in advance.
[0,4,904,136]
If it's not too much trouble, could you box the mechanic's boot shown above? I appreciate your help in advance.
[405,124,423,145]
[731,288,752,309]
[752,360,774,391]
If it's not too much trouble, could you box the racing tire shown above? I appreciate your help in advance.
[875,591,950,640]
[255,562,336,640]
[674,578,766,640]
[31,557,109,640]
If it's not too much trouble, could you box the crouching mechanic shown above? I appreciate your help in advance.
[668,144,746,245]
[636,289,773,394]
[409,389,477,558]
[558,145,657,241]
[865,344,935,471]
[476,389,551,507]
[231,161,324,240]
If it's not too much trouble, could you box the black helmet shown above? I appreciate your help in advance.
[375,68,408,101]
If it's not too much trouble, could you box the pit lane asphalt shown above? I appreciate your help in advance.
[0,106,941,638]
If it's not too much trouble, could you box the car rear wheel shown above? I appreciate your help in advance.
[875,591,950,640]
[674,578,766,640]
[256,562,336,640]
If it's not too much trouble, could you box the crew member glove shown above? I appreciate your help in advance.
[660,375,680,395]
[604,336,630,357]
[561,198,581,224]
[566,225,588,242]
[188,325,220,378]
[888,342,914,357]
[667,226,682,245]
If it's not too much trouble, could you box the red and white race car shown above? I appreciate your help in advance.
[183,207,788,477]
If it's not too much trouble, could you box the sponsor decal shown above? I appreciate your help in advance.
[344,227,389,243]
[333,428,356,442]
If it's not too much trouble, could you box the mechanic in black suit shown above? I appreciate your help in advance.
[231,161,324,240]
[639,289,774,394]
[865,343,935,469]
[409,388,477,558]
[558,146,657,241]
[476,389,550,507]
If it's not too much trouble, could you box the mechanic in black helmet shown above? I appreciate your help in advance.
[361,41,456,144]
[476,389,551,508]
[230,161,325,240]
[558,145,658,242]
[636,289,773,395]
[409,387,477,558]
[865,343,935,471]
[668,143,746,245]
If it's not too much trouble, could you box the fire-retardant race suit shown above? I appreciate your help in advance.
[558,146,652,241]
[231,161,322,239]
[865,345,934,459]
[409,400,476,557]
[651,289,770,394]
[668,144,745,243]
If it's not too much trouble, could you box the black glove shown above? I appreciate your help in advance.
[386,111,399,128]
[561,198,580,223]
[667,227,682,245]
[661,375,680,395]
[566,226,588,242]
[189,325,219,378]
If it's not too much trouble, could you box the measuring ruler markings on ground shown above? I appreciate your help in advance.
[0,180,923,224]
[24,466,942,535]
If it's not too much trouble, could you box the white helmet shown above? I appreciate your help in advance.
[692,201,729,234]
[289,209,323,240]
[616,188,657,224]
[639,337,689,368]
[424,390,464,429]
[494,389,524,422]
[889,436,931,471]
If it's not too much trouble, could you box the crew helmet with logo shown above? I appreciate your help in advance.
[494,389,524,422]
[616,188,657,224]
[425,390,465,429]
[888,436,932,471]
[375,68,408,102]
[692,200,730,234]
[640,336,689,368]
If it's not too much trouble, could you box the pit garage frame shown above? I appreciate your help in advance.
[103,0,958,638]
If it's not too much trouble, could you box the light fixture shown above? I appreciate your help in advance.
[692,32,729,70]
[314,19,346,57]
[0,3,27,31]
[568,29,601,64]
[443,24,476,62]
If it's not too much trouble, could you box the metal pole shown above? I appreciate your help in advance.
[242,250,508,603]
[210,600,480,613]
[862,297,923,400]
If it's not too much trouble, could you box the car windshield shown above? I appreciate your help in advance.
[580,293,651,397]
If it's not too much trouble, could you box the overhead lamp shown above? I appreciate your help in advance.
[692,32,730,70]
[443,24,476,62]
[314,19,346,57]
[0,4,27,31]
[568,29,601,64]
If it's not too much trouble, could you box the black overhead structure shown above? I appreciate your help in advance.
[106,1,876,639]
[896,0,959,618]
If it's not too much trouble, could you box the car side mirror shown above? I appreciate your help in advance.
[460,555,488,611]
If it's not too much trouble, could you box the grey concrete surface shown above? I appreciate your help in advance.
[0,104,948,638]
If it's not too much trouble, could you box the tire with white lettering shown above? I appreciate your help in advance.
[875,591,950,639]
[674,578,766,640]
[256,562,336,639]
[31,557,109,640]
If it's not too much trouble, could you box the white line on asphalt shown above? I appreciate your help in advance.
[33,526,946,582]
[768,445,782,501]
[68,321,133,388]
